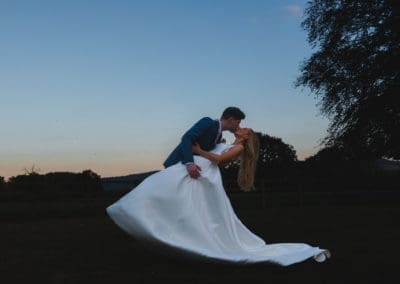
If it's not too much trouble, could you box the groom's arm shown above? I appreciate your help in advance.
[180,117,214,165]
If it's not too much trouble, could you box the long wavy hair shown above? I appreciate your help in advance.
[237,130,259,192]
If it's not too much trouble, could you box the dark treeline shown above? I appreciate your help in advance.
[0,176,6,191]
[222,132,298,192]
[221,133,400,193]
[0,170,103,200]
[1,132,399,201]
[300,146,400,192]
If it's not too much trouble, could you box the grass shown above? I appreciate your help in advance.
[0,194,398,283]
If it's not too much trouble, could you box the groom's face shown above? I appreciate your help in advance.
[227,118,241,133]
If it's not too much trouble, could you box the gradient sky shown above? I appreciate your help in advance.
[0,0,330,179]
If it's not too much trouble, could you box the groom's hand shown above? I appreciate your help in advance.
[186,163,201,179]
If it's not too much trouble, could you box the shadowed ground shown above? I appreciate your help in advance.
[0,195,398,283]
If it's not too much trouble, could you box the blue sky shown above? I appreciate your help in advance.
[0,0,329,179]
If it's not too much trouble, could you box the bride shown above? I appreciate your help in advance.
[106,127,330,266]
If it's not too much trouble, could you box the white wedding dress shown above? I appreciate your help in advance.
[106,143,330,266]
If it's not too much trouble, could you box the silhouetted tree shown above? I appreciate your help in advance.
[303,145,359,180]
[7,170,103,198]
[301,144,400,191]
[0,176,6,191]
[296,0,400,159]
[79,169,102,195]
[221,132,298,191]
[256,133,298,185]
[24,165,41,175]
[8,172,44,197]
[257,133,297,169]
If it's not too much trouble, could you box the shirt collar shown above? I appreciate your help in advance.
[216,119,222,133]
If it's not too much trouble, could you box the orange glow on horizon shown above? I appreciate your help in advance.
[0,149,317,180]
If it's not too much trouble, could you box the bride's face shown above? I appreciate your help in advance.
[234,128,251,140]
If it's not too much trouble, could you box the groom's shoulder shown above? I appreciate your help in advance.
[198,116,213,123]
[195,117,215,126]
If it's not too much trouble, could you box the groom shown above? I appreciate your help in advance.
[163,107,245,179]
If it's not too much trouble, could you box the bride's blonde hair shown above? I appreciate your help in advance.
[237,130,259,192]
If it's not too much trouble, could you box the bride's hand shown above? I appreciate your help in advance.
[192,143,201,154]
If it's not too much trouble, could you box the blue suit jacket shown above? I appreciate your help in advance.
[163,117,221,168]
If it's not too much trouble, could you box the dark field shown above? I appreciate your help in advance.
[1,193,399,284]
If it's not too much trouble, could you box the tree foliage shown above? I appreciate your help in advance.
[302,143,400,192]
[296,0,400,159]
[221,132,298,190]
[0,176,5,191]
[257,133,298,168]
[7,169,102,198]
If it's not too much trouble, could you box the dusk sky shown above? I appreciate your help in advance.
[1,0,330,179]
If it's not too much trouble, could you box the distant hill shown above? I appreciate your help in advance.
[375,158,400,171]
[101,171,159,191]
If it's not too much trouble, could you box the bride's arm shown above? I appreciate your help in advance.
[192,144,243,164]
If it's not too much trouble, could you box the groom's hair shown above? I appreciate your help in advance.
[221,107,245,120]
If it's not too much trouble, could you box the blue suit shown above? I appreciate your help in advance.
[163,117,221,168]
